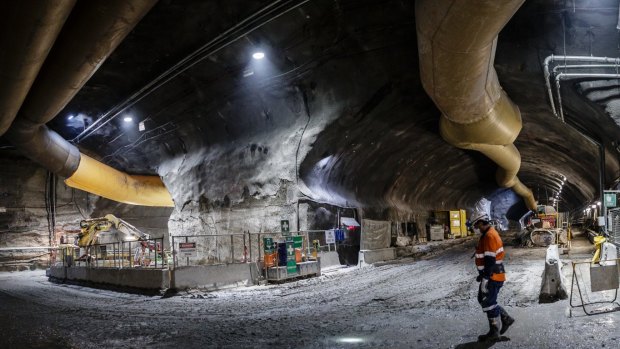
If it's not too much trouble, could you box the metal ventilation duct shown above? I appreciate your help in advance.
[415,0,537,210]
[4,0,173,207]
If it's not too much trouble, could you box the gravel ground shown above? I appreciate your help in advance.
[1,235,619,348]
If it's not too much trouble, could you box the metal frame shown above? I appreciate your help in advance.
[570,258,620,316]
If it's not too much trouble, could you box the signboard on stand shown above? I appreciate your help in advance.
[178,242,197,257]
[325,229,335,244]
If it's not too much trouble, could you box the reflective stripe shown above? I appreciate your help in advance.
[475,253,484,258]
[484,251,496,257]
[482,304,497,311]
[477,266,485,270]
[495,260,503,264]
[495,247,504,254]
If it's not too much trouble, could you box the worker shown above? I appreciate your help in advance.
[471,211,514,341]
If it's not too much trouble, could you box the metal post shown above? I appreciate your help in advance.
[306,231,310,260]
[230,235,234,263]
[172,236,176,269]
[249,232,252,262]
[258,233,262,264]
[185,236,189,266]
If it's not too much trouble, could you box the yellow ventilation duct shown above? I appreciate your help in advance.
[415,0,537,210]
[4,0,173,207]
[65,154,174,207]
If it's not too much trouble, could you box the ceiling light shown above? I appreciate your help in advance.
[123,116,133,123]
[597,201,601,206]
[252,52,265,60]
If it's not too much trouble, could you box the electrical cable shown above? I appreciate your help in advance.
[72,0,312,144]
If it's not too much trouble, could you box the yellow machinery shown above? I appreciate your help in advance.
[78,214,150,247]
[535,205,558,229]
[77,214,165,266]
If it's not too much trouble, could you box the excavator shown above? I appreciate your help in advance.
[77,214,165,266]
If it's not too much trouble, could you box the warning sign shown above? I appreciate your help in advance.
[325,229,335,244]
[179,242,196,257]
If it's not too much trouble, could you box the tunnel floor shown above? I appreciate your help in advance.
[1,236,618,348]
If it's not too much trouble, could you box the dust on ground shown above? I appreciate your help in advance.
[1,233,618,349]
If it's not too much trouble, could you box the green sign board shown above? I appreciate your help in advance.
[605,193,617,208]
[263,237,274,253]
[286,240,297,274]
[281,219,290,234]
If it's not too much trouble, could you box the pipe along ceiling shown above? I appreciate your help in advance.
[415,0,537,211]
[0,0,173,207]
[3,0,615,214]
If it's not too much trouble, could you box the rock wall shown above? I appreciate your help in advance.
[0,153,172,271]
[0,153,92,271]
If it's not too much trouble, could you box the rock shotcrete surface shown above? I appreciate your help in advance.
[1,238,617,349]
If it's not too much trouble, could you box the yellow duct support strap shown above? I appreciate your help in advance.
[65,153,174,207]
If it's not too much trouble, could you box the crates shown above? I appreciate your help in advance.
[429,225,444,241]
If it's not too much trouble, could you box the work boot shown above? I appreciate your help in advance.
[499,307,514,335]
[478,316,501,342]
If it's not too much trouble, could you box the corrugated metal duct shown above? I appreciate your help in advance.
[415,0,537,210]
[3,0,173,207]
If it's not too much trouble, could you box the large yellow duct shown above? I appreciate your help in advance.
[65,154,174,207]
[4,0,173,207]
[415,0,537,210]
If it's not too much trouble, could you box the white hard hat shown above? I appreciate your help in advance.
[470,211,490,226]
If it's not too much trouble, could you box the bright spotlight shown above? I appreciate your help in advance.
[337,338,364,344]
[597,201,601,206]
[252,51,265,60]
[123,116,133,123]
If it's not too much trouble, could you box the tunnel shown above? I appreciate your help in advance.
[3,0,620,347]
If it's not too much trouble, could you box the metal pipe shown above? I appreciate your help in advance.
[543,55,620,116]
[416,0,537,210]
[0,1,75,136]
[5,0,172,207]
[552,64,620,73]
[555,72,620,122]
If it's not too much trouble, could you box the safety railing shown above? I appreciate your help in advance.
[171,233,248,268]
[51,238,168,269]
[570,258,620,316]
[170,231,331,268]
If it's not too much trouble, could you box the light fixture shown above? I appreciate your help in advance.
[123,116,133,123]
[67,114,75,120]
[597,201,601,206]
[252,51,265,60]
[591,204,597,209]
[337,338,364,344]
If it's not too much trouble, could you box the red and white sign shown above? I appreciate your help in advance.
[179,242,196,257]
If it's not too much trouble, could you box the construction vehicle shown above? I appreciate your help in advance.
[77,214,166,266]
[516,205,568,247]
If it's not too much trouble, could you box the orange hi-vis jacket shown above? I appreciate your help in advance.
[475,226,506,282]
